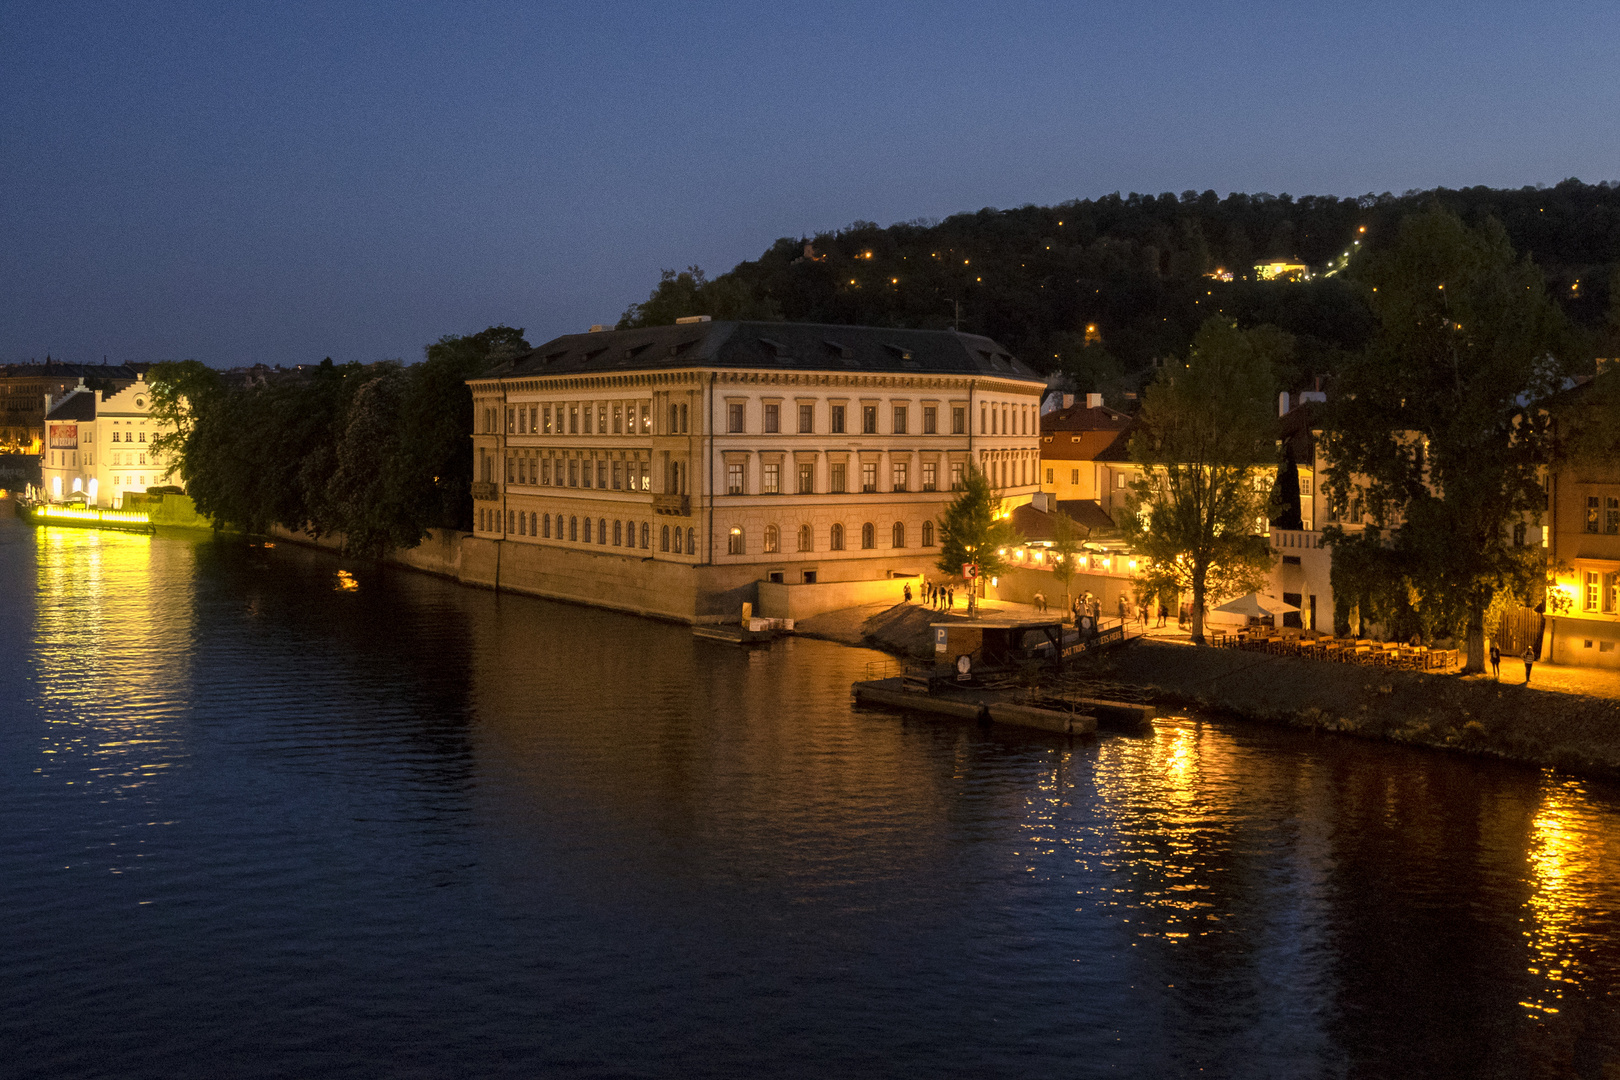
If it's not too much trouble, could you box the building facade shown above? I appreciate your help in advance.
[466,321,1045,620]
[2,360,147,455]
[39,375,182,505]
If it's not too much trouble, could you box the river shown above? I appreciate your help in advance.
[3,514,1618,1078]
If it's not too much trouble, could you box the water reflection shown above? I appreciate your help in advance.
[2,516,1618,1078]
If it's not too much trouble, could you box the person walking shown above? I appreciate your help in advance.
[1523,651,1534,685]
[947,586,955,611]
[1489,642,1501,680]
[1157,602,1168,628]
[903,582,912,603]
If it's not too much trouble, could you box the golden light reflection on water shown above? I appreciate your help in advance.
[32,526,195,803]
[1518,775,1613,1021]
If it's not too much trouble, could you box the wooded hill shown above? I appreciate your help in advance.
[619,179,1620,399]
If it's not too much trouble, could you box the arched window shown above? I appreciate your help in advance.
[640,522,649,549]
[614,519,623,546]
[830,523,844,550]
[529,512,537,535]
[598,518,607,544]
[507,510,514,533]
[728,527,744,555]
[892,521,905,548]
[921,519,934,547]
[518,513,526,536]
[687,528,695,555]
[798,524,812,552]
[764,524,779,553]
[861,522,875,550]
[673,527,683,554]
[543,513,551,538]
[661,525,671,552]
[583,518,593,543]
[570,516,578,541]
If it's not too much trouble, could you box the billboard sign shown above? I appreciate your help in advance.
[48,423,77,450]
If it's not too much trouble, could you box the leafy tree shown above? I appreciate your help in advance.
[148,360,223,485]
[1321,207,1570,670]
[1049,509,1081,611]
[1120,318,1282,643]
[935,464,1020,616]
[617,266,782,328]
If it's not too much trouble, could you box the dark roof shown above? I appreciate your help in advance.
[45,389,97,421]
[1041,401,1132,432]
[0,360,145,382]
[1010,499,1116,543]
[484,322,1042,381]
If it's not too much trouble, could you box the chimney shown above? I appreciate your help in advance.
[1086,392,1102,409]
[1062,393,1074,409]
[1278,391,1291,417]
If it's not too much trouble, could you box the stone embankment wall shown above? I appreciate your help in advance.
[1086,641,1620,781]
[267,525,758,624]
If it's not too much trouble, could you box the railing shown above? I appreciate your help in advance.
[653,493,690,516]
[1270,528,1326,551]
[470,481,497,501]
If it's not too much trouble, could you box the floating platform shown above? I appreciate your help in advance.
[24,503,154,534]
[852,677,1135,737]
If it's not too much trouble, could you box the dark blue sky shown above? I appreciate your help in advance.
[4,1,1617,367]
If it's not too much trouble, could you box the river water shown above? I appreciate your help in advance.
[3,514,1618,1079]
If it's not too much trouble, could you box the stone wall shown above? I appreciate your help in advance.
[758,574,923,621]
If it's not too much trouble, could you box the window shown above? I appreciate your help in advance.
[728,527,744,555]
[923,406,937,434]
[951,463,965,490]
[583,405,593,435]
[922,520,935,546]
[613,403,623,434]
[662,525,671,552]
[892,521,905,548]
[862,463,877,492]
[952,406,965,435]
[598,461,608,488]
[893,405,907,434]
[861,522,876,549]
[1589,496,1601,533]
[1513,522,1527,546]
[798,524,812,552]
[543,405,552,433]
[1116,473,1127,489]
[506,510,513,532]
[728,403,745,433]
[570,516,579,541]
[506,456,515,484]
[687,528,695,554]
[764,403,780,433]
[1301,478,1312,497]
[569,405,579,434]
[641,403,651,434]
[798,463,814,494]
[518,513,527,535]
[831,404,846,434]
[598,518,607,544]
[599,403,607,432]
[518,408,527,434]
[831,523,845,550]
[581,459,592,488]
[1070,468,1079,485]
[1045,468,1053,485]
[862,405,878,434]
[1607,571,1620,614]
[799,404,814,433]
[763,463,780,494]
[830,463,847,494]
[583,518,593,543]
[922,462,937,491]
[1587,571,1601,611]
[112,431,120,443]
[640,522,649,548]
[728,463,744,495]
[980,405,987,434]
[614,520,623,545]
[507,408,516,434]
[1609,496,1620,534]
[612,461,623,490]
[892,463,907,492]
[673,527,683,554]
[764,525,779,553]
[543,514,551,538]
[669,404,679,433]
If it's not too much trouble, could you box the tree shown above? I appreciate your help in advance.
[1120,318,1282,643]
[617,266,782,328]
[1321,207,1570,671]
[147,360,222,486]
[935,464,1020,617]
[1049,509,1081,612]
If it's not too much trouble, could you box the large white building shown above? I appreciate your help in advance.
[40,375,181,506]
[465,320,1045,621]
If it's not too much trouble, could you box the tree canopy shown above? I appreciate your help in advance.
[1321,208,1569,669]
[1121,318,1282,643]
[149,326,528,555]
[936,465,1020,615]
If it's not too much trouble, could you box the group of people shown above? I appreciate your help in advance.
[908,580,957,611]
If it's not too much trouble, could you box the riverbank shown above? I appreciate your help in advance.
[818,601,1620,781]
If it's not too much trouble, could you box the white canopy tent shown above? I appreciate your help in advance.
[1207,593,1301,625]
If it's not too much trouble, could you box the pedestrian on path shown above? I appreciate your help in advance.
[1489,643,1501,680]
[1524,652,1534,684]
[947,586,955,610]
[903,582,912,603]
[1157,602,1167,628]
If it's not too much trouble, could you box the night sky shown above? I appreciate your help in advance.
[4,1,1617,367]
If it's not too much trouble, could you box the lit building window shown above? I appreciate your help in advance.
[728,463,744,495]
[798,524,812,552]
[728,527,744,555]
[922,463,936,491]
[764,524,779,553]
[831,523,845,550]
[763,463,780,494]
[892,521,905,548]
[922,520,935,546]
[861,522,875,549]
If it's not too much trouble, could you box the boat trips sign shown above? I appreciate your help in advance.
[49,423,77,449]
